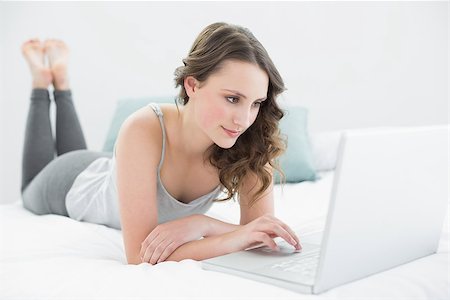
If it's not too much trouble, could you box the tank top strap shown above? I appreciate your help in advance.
[148,103,166,171]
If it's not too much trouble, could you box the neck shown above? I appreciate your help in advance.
[175,103,214,161]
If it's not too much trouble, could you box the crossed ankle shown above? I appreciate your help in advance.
[31,89,50,100]
[54,89,72,95]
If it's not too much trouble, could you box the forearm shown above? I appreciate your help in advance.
[202,215,242,237]
[137,214,242,265]
[160,214,302,263]
[165,230,238,262]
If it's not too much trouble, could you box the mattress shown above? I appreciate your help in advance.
[0,171,448,299]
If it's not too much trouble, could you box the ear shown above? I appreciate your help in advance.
[184,76,199,98]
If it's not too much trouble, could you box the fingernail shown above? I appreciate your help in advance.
[291,239,297,245]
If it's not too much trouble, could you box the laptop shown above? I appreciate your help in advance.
[202,125,449,294]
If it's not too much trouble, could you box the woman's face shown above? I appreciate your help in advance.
[187,59,269,149]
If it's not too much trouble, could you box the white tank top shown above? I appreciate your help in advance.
[65,103,223,229]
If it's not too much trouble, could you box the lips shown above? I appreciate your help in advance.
[223,127,239,134]
[222,126,241,137]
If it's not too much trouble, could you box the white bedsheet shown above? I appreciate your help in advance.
[1,171,448,299]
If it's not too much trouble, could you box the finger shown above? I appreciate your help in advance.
[143,227,161,246]
[260,222,295,247]
[265,217,302,250]
[149,240,171,265]
[139,243,146,261]
[245,241,266,250]
[157,241,177,263]
[287,230,302,250]
[140,231,160,259]
[255,232,279,251]
[142,234,164,264]
[275,221,302,250]
[142,244,153,264]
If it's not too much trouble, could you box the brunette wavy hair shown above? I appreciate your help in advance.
[173,22,287,207]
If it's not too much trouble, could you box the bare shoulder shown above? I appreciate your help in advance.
[116,105,163,164]
[120,105,162,139]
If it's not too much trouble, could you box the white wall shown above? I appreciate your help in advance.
[0,1,448,204]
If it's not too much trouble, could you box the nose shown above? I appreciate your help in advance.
[233,107,252,130]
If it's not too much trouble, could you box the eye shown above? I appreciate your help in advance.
[226,96,239,104]
[253,101,263,107]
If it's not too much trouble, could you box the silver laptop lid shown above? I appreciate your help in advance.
[314,125,449,293]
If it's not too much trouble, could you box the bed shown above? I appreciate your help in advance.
[1,130,448,299]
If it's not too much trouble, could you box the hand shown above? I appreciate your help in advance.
[139,214,207,265]
[228,214,302,252]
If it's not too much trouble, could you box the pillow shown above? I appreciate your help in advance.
[102,98,317,183]
[274,106,317,183]
[102,96,175,152]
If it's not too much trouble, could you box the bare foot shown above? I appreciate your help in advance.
[44,39,70,91]
[21,39,53,89]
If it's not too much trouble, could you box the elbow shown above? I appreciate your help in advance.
[127,259,141,265]
[126,254,143,265]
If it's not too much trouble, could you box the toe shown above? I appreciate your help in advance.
[21,40,35,52]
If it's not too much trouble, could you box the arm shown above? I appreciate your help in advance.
[202,215,242,237]
[140,165,300,264]
[189,165,276,236]
[165,230,240,262]
[165,214,301,262]
[239,164,275,225]
[164,166,301,263]
[115,108,162,265]
[138,214,241,264]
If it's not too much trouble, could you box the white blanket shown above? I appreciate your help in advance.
[1,171,448,299]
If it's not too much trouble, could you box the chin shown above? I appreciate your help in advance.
[211,128,241,149]
[214,138,238,149]
[215,142,236,149]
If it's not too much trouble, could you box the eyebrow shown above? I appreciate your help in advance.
[221,89,267,101]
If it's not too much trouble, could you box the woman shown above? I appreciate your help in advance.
[21,22,302,265]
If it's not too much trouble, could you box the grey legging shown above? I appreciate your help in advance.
[21,88,111,216]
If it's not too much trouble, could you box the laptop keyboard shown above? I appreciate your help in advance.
[251,242,321,284]
[269,248,320,278]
